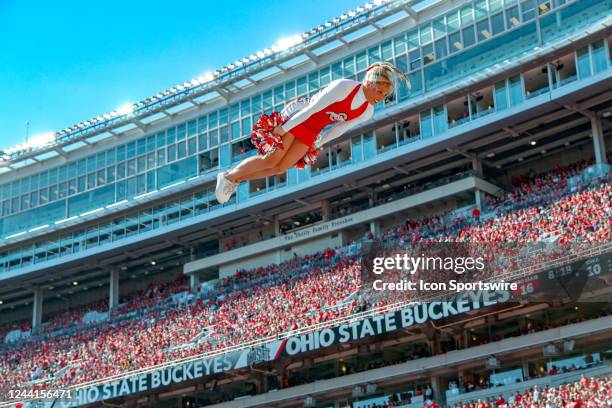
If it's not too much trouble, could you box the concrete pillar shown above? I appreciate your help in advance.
[273,215,280,236]
[522,360,530,379]
[190,274,200,293]
[475,189,485,211]
[369,221,380,237]
[472,156,483,177]
[109,269,119,312]
[431,376,444,405]
[591,116,608,164]
[321,200,332,222]
[32,288,43,332]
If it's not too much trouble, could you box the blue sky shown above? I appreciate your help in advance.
[0,0,364,150]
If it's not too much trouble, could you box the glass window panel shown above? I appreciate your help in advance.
[420,110,433,138]
[147,171,156,191]
[166,127,176,144]
[167,145,177,162]
[576,46,592,79]
[477,19,492,41]
[197,117,207,134]
[209,111,218,128]
[231,122,240,140]
[137,156,146,173]
[591,40,607,74]
[423,44,435,64]
[127,142,136,159]
[107,166,116,183]
[285,81,296,100]
[490,0,503,11]
[199,133,208,151]
[136,138,146,155]
[332,62,343,80]
[449,32,462,53]
[407,30,419,49]
[117,162,126,179]
[462,25,476,48]
[156,131,166,148]
[368,46,381,64]
[210,129,219,147]
[188,137,197,156]
[521,0,536,21]
[78,177,86,193]
[308,73,319,92]
[177,141,187,159]
[240,99,251,116]
[419,24,432,44]
[177,124,186,141]
[187,120,196,137]
[461,6,474,25]
[393,35,406,56]
[447,11,460,31]
[356,51,368,71]
[475,0,488,19]
[433,105,447,135]
[230,103,240,121]
[126,159,135,177]
[509,75,524,106]
[491,13,505,35]
[251,95,262,114]
[220,126,229,144]
[381,41,393,61]
[157,149,166,166]
[262,90,273,112]
[409,71,423,95]
[409,49,421,70]
[147,153,155,170]
[241,117,251,137]
[86,156,96,173]
[433,17,446,39]
[506,6,521,28]
[219,108,228,126]
[435,38,448,59]
[297,76,308,95]
[320,66,331,86]
[494,81,508,111]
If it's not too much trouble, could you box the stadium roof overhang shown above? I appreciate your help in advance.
[0,0,436,172]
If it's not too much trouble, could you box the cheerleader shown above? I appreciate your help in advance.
[215,62,409,203]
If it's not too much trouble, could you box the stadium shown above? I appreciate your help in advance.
[1,0,611,407]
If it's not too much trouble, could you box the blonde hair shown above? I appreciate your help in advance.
[363,61,410,98]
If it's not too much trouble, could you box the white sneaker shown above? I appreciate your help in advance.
[215,172,238,204]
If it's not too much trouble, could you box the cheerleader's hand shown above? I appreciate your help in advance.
[273,126,287,136]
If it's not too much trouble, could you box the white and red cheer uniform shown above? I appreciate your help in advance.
[250,79,373,168]
[281,79,374,147]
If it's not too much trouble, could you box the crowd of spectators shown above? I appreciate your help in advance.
[451,374,612,407]
[0,158,610,399]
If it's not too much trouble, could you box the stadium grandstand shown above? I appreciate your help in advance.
[1,0,611,407]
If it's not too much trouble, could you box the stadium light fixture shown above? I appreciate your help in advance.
[0,300,3,305]
[530,140,537,145]
[73,281,78,286]
[151,260,156,265]
[117,104,134,115]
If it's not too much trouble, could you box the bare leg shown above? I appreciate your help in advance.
[235,167,281,182]
[273,137,310,172]
[243,138,310,181]
[225,133,296,183]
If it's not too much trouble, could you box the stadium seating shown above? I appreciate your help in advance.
[0,157,610,398]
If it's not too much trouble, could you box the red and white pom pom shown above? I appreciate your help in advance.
[251,110,320,169]
[250,112,285,155]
